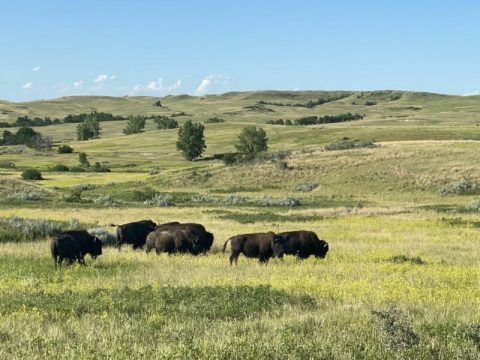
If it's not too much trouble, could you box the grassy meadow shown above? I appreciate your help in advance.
[1,90,480,358]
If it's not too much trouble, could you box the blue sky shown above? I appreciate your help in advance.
[1,0,479,101]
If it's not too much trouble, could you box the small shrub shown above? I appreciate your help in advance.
[388,255,425,265]
[94,195,120,207]
[294,182,319,192]
[21,169,43,180]
[64,189,83,203]
[223,194,248,205]
[372,308,419,350]
[79,152,90,167]
[440,180,480,196]
[223,153,239,166]
[129,188,158,202]
[190,194,220,204]
[143,194,174,206]
[87,228,116,246]
[57,144,73,154]
[6,191,43,201]
[69,166,86,173]
[0,161,15,168]
[89,162,111,173]
[205,117,225,124]
[256,196,301,207]
[72,183,97,192]
[51,164,70,172]
[148,166,160,175]
[465,201,480,212]
[0,216,80,242]
[325,139,376,151]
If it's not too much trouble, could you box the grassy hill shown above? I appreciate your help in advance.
[1,91,480,358]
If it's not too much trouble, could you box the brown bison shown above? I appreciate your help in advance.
[51,234,85,268]
[110,220,157,249]
[222,232,285,265]
[145,228,202,254]
[154,222,214,254]
[277,230,329,259]
[58,230,103,260]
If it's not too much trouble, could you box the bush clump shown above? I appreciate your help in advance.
[57,144,73,154]
[0,161,15,168]
[0,217,80,243]
[6,191,44,202]
[440,180,480,196]
[51,164,70,172]
[325,139,376,151]
[205,117,225,124]
[465,201,480,212]
[21,169,43,180]
[388,255,425,265]
[143,194,174,206]
[256,196,301,207]
[87,228,116,246]
[148,167,160,175]
[94,195,120,207]
[293,182,319,192]
[72,183,97,192]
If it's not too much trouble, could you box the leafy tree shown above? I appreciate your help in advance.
[77,115,101,140]
[1,127,43,148]
[79,152,90,167]
[154,116,178,130]
[235,126,268,160]
[153,100,163,107]
[123,116,146,135]
[176,120,206,161]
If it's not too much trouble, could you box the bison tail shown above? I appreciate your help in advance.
[222,238,231,252]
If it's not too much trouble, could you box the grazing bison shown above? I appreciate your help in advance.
[277,230,329,259]
[110,220,157,249]
[145,228,202,255]
[155,223,214,254]
[222,232,285,265]
[50,234,85,268]
[59,230,103,260]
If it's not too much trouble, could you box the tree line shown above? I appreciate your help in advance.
[266,113,364,126]
[257,94,351,108]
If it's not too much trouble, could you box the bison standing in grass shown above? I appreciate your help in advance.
[50,229,103,268]
[154,222,214,254]
[110,220,157,250]
[146,222,214,255]
[222,232,285,265]
[277,230,329,259]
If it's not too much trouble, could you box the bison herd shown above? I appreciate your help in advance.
[50,220,329,268]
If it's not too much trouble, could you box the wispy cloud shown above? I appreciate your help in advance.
[73,81,83,89]
[132,78,182,94]
[21,82,33,89]
[93,74,116,84]
[195,74,229,95]
[32,66,40,72]
[463,90,480,96]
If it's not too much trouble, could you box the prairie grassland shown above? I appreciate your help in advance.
[1,91,480,358]
[0,207,479,359]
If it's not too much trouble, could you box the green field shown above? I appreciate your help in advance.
[1,90,480,358]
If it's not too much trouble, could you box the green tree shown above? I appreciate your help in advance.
[123,116,146,135]
[176,120,206,161]
[78,152,90,167]
[154,116,178,130]
[77,115,101,140]
[235,126,268,160]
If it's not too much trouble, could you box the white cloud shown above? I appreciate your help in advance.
[32,66,40,72]
[21,82,33,89]
[94,74,109,84]
[109,75,116,81]
[146,78,163,90]
[463,90,480,96]
[166,80,182,92]
[73,81,83,89]
[195,74,229,95]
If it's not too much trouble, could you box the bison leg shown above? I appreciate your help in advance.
[258,257,269,265]
[229,251,240,266]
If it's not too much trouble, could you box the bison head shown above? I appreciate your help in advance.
[271,234,286,258]
[316,240,329,258]
[92,237,103,259]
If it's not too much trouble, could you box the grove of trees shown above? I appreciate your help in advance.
[77,115,101,140]
[123,116,146,135]
[154,116,178,130]
[235,126,268,160]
